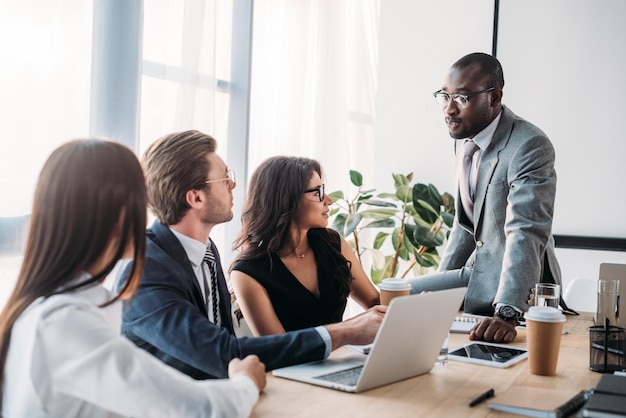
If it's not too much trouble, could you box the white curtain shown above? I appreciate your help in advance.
[249,0,381,194]
[139,0,229,156]
[139,0,235,253]
[0,0,93,307]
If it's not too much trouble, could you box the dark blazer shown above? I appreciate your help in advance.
[120,221,326,379]
[440,106,563,314]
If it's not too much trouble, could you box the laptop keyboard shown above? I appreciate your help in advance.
[315,365,364,386]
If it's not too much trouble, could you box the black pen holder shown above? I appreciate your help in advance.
[589,325,626,373]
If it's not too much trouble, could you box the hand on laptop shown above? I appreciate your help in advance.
[469,317,517,343]
[326,305,387,351]
[228,355,267,393]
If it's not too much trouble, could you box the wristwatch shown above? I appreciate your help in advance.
[495,305,521,322]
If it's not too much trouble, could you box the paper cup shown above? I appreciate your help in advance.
[378,278,411,306]
[525,306,565,376]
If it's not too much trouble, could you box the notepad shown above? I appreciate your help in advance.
[487,386,589,418]
[579,374,626,418]
[450,316,480,333]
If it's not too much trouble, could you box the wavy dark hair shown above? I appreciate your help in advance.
[0,139,147,408]
[232,156,352,299]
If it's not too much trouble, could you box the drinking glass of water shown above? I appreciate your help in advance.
[595,279,620,326]
[534,283,560,308]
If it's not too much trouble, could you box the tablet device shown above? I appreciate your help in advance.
[447,342,528,368]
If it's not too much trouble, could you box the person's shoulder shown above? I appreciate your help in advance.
[310,227,340,241]
[28,285,110,326]
[504,106,550,140]
[232,253,272,274]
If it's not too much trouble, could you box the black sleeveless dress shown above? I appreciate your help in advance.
[232,228,350,331]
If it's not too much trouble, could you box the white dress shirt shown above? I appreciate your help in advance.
[461,110,502,197]
[2,274,259,418]
[170,228,221,324]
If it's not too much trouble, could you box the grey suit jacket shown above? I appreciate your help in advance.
[439,105,562,314]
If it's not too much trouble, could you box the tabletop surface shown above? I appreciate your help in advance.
[251,312,601,417]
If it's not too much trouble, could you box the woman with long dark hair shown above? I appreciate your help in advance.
[231,156,380,335]
[0,139,265,417]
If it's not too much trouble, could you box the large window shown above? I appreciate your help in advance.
[0,1,93,305]
[0,0,246,304]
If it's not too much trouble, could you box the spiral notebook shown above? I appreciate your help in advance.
[450,316,483,333]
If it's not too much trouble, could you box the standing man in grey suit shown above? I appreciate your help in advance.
[120,130,385,379]
[408,52,564,343]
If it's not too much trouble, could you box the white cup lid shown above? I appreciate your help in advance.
[378,278,411,291]
[525,306,566,323]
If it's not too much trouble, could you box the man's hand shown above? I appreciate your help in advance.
[228,355,267,392]
[326,305,387,350]
[469,317,517,343]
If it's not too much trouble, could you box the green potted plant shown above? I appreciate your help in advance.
[329,170,455,283]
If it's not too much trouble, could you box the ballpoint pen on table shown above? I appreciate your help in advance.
[469,388,495,407]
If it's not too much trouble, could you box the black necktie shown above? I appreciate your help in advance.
[460,140,479,224]
[203,246,220,325]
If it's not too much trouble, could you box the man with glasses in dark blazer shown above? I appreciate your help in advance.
[119,129,385,379]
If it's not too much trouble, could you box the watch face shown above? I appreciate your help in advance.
[498,306,517,320]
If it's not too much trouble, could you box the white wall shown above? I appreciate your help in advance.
[374,0,493,195]
[374,0,626,292]
[497,0,626,239]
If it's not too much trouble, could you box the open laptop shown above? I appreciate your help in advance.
[599,263,626,328]
[272,287,466,393]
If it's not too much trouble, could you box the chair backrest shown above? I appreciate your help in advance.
[563,278,597,313]
[599,263,626,328]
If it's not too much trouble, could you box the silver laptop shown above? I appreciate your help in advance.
[272,287,467,393]
[599,263,626,328]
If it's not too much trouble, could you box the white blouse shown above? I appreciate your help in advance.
[3,275,259,418]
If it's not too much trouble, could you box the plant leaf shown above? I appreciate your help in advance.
[359,209,397,219]
[411,224,444,248]
[372,231,389,249]
[363,219,396,230]
[440,211,455,227]
[330,213,362,237]
[395,184,412,203]
[414,251,437,268]
[392,173,411,188]
[360,198,397,208]
[328,190,345,202]
[349,170,363,187]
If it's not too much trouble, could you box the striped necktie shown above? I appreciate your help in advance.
[203,246,220,325]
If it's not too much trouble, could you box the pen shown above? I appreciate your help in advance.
[469,388,495,407]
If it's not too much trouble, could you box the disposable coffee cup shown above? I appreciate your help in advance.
[525,306,565,376]
[378,278,411,306]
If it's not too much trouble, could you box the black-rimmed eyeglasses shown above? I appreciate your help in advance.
[205,169,236,187]
[304,184,325,202]
[432,87,496,109]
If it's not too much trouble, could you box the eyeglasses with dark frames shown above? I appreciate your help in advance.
[432,87,496,109]
[205,168,236,187]
[304,184,325,202]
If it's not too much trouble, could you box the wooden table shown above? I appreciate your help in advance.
[251,313,602,417]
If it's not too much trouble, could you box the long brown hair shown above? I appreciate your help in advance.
[233,156,322,259]
[232,156,352,299]
[0,139,147,407]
